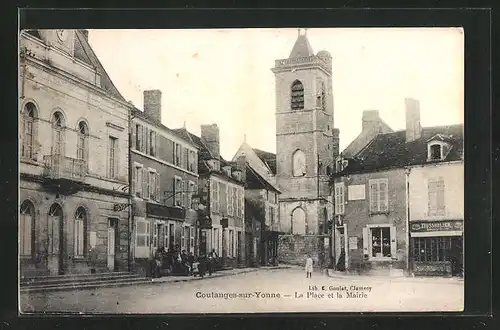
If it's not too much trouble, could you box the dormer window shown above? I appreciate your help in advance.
[222,166,232,177]
[430,144,442,160]
[207,159,220,171]
[232,170,242,181]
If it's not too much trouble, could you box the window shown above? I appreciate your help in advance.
[133,164,143,197]
[227,185,233,216]
[20,200,35,257]
[108,136,118,178]
[174,177,183,207]
[51,111,65,157]
[190,227,195,253]
[152,222,161,250]
[213,227,220,255]
[212,180,220,213]
[363,225,396,260]
[291,207,306,235]
[135,124,141,150]
[21,102,37,159]
[142,168,149,199]
[174,143,181,166]
[269,206,274,226]
[188,181,195,209]
[135,217,150,258]
[149,130,156,156]
[369,179,388,213]
[188,150,196,172]
[168,223,175,250]
[76,121,88,175]
[232,187,237,217]
[428,177,445,216]
[334,183,345,214]
[292,149,306,177]
[412,237,460,262]
[430,144,442,161]
[181,226,186,251]
[291,80,304,110]
[229,229,234,257]
[73,207,87,257]
[148,170,160,202]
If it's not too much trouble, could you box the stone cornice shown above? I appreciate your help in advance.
[20,172,129,198]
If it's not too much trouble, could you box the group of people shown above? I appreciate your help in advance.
[150,245,220,278]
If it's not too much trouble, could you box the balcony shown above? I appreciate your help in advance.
[146,202,186,221]
[43,155,87,181]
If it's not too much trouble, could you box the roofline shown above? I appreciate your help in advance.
[246,164,281,193]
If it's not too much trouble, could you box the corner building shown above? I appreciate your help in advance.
[271,31,339,265]
[19,30,132,277]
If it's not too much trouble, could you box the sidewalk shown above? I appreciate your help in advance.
[326,269,464,283]
[150,265,291,284]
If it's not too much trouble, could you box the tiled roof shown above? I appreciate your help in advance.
[133,111,198,148]
[252,148,277,175]
[246,164,280,193]
[334,124,464,176]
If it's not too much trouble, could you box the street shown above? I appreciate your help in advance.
[20,267,464,314]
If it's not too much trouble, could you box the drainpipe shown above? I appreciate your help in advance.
[127,110,133,273]
[405,167,411,275]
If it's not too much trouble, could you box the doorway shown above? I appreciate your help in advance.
[450,236,463,276]
[48,203,64,275]
[107,218,118,271]
[334,224,348,271]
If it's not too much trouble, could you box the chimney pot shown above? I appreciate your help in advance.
[143,90,162,123]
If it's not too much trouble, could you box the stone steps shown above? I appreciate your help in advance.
[20,272,150,294]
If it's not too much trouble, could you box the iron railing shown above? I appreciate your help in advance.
[43,155,86,181]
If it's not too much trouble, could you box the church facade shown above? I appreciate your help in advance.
[271,31,340,266]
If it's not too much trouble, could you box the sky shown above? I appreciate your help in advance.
[88,28,464,160]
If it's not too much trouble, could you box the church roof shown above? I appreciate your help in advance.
[289,33,315,58]
[252,148,277,175]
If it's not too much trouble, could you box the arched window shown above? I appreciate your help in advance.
[74,207,87,257]
[291,80,304,110]
[51,111,65,157]
[21,102,37,159]
[292,149,306,177]
[291,207,306,235]
[20,200,35,257]
[48,203,63,255]
[77,121,89,174]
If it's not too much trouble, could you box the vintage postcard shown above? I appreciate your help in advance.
[19,27,464,314]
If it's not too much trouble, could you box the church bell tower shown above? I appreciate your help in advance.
[271,29,339,260]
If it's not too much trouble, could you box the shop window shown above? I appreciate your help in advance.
[363,225,396,260]
[135,217,150,258]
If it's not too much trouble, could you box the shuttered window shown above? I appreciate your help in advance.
[428,177,445,216]
[334,183,345,214]
[369,179,389,213]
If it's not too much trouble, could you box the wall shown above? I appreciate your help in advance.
[20,44,130,191]
[334,168,408,273]
[408,162,464,221]
[20,180,129,276]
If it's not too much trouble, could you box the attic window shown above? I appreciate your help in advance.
[429,143,443,161]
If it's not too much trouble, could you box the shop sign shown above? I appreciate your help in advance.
[410,220,463,232]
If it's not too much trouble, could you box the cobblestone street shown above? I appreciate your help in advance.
[20,267,464,314]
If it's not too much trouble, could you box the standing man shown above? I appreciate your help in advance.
[305,254,313,278]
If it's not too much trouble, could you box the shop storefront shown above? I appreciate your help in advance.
[410,220,463,277]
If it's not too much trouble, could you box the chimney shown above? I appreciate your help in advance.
[143,90,162,123]
[201,124,220,159]
[405,98,422,142]
[236,153,247,182]
[79,29,89,40]
[362,110,381,132]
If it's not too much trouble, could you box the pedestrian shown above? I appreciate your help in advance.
[305,254,313,278]
[88,246,98,274]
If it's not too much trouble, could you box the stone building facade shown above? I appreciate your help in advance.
[177,124,246,269]
[19,30,132,277]
[271,30,339,266]
[130,91,199,276]
[330,98,464,276]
